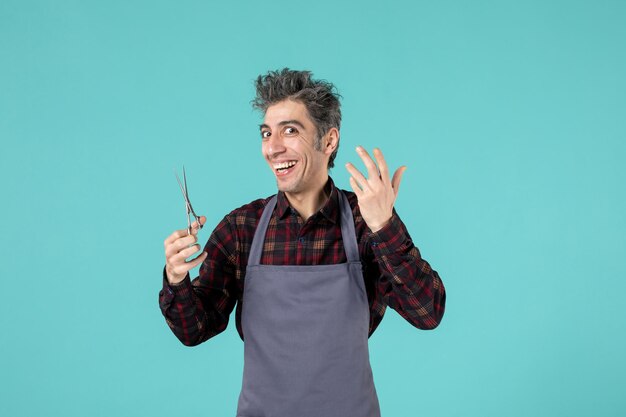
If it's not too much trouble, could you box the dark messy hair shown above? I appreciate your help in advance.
[252,68,342,169]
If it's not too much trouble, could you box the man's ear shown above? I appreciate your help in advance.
[323,127,340,156]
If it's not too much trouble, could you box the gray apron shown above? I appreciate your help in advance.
[236,191,381,417]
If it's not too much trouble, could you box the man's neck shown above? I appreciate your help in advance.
[284,175,330,220]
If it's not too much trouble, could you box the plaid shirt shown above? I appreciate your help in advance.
[159,177,445,346]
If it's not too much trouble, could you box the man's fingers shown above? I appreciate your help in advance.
[356,146,380,180]
[345,163,370,192]
[391,166,407,196]
[348,176,364,198]
[185,251,208,270]
[170,244,203,266]
[165,234,197,258]
[164,229,187,246]
[164,215,206,246]
[178,244,203,261]
[168,251,207,277]
[191,216,207,233]
[373,148,391,186]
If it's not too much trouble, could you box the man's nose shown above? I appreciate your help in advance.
[266,134,286,156]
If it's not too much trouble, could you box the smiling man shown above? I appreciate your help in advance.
[159,68,446,417]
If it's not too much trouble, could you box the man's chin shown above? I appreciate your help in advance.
[275,178,300,194]
[276,182,294,193]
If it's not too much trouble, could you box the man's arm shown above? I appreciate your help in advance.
[159,216,238,346]
[368,211,446,329]
[346,146,446,329]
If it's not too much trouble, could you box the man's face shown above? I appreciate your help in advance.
[260,99,329,194]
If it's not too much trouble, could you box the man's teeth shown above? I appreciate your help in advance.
[274,161,297,170]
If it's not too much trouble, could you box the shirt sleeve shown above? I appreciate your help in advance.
[367,211,446,330]
[158,216,238,346]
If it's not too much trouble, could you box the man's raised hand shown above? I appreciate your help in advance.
[345,147,406,233]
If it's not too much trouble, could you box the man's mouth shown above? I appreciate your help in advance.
[273,160,298,176]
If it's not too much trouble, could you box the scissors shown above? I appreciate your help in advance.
[175,166,202,235]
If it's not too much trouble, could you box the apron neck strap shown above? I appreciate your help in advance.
[248,195,277,266]
[337,190,360,263]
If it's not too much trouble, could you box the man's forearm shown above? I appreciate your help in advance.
[158,272,227,346]
[369,214,446,329]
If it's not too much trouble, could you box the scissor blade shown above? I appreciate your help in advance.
[182,166,192,202]
[175,171,189,204]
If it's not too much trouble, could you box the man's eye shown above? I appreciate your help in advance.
[261,131,271,138]
[284,127,297,135]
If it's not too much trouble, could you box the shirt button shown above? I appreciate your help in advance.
[298,237,305,244]
[371,241,379,247]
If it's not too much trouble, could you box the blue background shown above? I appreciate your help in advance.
[1,1,625,416]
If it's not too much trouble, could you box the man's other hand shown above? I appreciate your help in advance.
[164,216,208,284]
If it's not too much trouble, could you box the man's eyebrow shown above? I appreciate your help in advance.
[259,120,306,130]
[279,120,306,129]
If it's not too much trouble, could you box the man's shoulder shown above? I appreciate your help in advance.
[222,194,276,225]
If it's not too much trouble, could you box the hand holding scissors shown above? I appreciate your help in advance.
[164,167,208,284]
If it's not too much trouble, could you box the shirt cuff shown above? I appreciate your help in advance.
[368,213,411,257]
[158,267,193,310]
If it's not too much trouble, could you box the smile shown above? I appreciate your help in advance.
[273,160,298,176]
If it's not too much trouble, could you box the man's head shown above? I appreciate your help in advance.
[253,69,342,195]
[252,69,342,169]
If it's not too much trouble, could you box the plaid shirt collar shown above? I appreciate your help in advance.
[275,176,339,224]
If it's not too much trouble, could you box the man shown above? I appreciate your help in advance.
[159,68,446,417]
